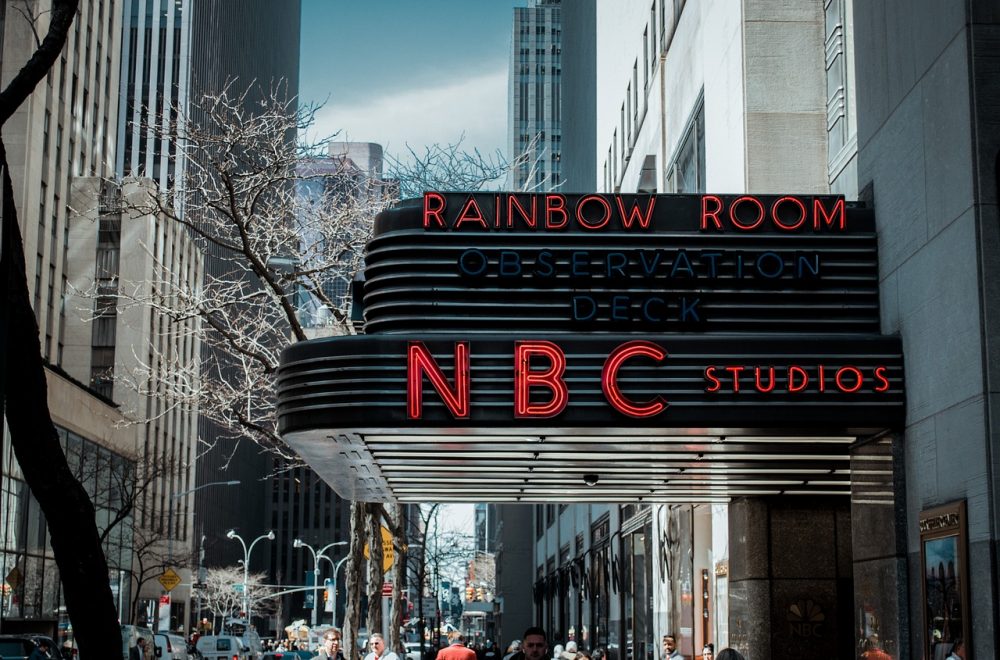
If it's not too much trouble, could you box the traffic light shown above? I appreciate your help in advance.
[323,589,329,603]
[465,586,474,601]
[476,587,485,601]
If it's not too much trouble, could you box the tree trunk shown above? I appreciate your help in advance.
[390,503,405,654]
[344,501,366,660]
[1,142,122,656]
[366,503,385,637]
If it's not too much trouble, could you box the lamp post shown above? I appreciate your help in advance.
[167,480,239,634]
[325,554,350,628]
[226,529,275,627]
[293,539,348,628]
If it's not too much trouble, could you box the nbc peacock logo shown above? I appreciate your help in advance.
[788,599,826,637]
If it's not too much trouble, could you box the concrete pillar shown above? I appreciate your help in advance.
[727,496,853,660]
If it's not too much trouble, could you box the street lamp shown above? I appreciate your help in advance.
[293,539,348,628]
[166,480,240,634]
[226,529,275,627]
[325,554,351,628]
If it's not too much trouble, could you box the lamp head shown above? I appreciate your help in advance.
[226,529,236,539]
[293,538,303,548]
[226,480,240,486]
[266,530,276,541]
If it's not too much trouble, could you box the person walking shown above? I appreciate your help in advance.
[502,639,522,660]
[715,650,745,660]
[127,638,149,660]
[364,634,401,660]
[945,638,966,660]
[661,635,681,660]
[28,639,53,660]
[313,628,346,660]
[521,627,549,660]
[436,632,477,660]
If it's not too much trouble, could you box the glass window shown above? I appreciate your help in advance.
[667,100,705,193]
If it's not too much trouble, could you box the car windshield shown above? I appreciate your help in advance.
[0,640,30,655]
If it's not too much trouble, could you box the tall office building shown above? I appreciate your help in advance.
[508,0,562,191]
[0,0,137,638]
[183,3,305,635]
[501,1,1000,658]
[474,504,496,555]
[116,0,193,193]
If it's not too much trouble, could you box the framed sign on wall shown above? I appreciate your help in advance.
[919,500,969,659]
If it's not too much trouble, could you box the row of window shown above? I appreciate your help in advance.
[1,425,135,623]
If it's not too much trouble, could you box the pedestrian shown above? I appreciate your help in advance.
[945,638,966,660]
[560,641,578,660]
[701,643,714,660]
[436,631,477,660]
[591,648,606,660]
[502,639,522,660]
[551,644,564,660]
[128,638,149,660]
[522,627,549,660]
[481,639,499,660]
[715,650,745,660]
[661,635,681,660]
[28,639,53,660]
[364,633,401,660]
[314,628,346,660]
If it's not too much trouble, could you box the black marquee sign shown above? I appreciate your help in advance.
[275,193,905,501]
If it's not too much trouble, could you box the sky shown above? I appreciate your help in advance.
[299,0,518,161]
[299,2,506,531]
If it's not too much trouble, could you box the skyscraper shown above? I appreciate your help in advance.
[0,0,136,638]
[116,0,193,191]
[508,0,562,191]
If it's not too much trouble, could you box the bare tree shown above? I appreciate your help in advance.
[100,80,530,648]
[0,0,124,654]
[200,565,278,634]
[405,505,474,654]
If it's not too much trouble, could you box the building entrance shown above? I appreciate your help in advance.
[275,193,906,659]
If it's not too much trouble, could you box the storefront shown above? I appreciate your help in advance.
[276,192,905,658]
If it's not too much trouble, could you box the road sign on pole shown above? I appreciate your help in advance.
[363,526,395,572]
[158,568,182,592]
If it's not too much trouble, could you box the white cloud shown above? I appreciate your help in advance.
[309,66,509,163]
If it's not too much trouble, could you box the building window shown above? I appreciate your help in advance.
[667,99,705,193]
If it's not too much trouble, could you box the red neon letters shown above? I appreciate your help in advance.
[408,339,669,420]
[407,344,892,420]
[602,340,668,417]
[514,341,569,418]
[704,365,891,393]
[700,195,846,232]
[407,341,470,419]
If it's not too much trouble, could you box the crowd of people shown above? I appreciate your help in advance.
[252,626,744,660]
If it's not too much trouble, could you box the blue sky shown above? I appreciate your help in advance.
[300,0,517,160]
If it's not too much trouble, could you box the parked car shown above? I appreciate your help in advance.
[262,652,312,660]
[0,634,65,660]
[155,632,191,660]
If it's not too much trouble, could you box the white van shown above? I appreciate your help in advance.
[154,632,190,660]
[196,634,252,659]
[122,625,158,660]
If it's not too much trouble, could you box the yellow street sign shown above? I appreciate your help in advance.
[363,526,394,572]
[158,568,182,592]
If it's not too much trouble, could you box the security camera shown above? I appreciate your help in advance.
[583,473,599,487]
